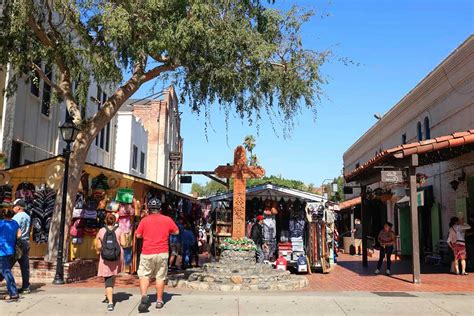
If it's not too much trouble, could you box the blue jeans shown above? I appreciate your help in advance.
[256,245,264,263]
[0,255,18,297]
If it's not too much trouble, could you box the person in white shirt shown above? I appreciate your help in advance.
[447,216,471,276]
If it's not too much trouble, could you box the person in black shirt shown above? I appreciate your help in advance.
[353,218,363,256]
[251,215,267,263]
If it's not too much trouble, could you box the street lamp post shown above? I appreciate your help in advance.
[53,121,79,285]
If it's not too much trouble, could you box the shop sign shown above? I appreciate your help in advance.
[169,152,182,161]
[381,170,403,183]
[180,175,192,183]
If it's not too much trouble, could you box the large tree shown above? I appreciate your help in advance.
[0,0,329,261]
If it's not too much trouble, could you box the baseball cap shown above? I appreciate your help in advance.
[256,215,264,221]
[13,199,26,208]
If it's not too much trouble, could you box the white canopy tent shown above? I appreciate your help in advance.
[207,183,327,203]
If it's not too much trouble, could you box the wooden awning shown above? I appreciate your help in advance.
[3,156,196,202]
[338,196,361,210]
[345,130,474,183]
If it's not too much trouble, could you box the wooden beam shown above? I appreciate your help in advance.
[361,185,369,267]
[409,154,421,284]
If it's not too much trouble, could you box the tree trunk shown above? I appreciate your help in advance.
[44,131,92,262]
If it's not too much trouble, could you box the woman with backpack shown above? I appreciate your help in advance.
[96,213,127,311]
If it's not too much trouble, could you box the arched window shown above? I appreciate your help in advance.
[417,122,423,141]
[424,117,430,140]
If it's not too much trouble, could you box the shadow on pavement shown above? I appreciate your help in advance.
[114,292,133,303]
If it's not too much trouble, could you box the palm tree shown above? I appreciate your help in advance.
[243,135,256,156]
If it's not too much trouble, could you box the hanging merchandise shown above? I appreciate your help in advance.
[116,188,134,204]
[0,184,13,204]
[263,215,277,261]
[69,218,85,238]
[91,173,110,190]
[31,188,56,244]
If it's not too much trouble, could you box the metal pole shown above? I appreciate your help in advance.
[409,155,421,284]
[53,143,71,285]
[361,185,368,267]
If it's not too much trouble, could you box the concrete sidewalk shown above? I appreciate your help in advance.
[1,287,473,316]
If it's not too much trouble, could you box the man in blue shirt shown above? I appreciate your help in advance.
[12,199,31,293]
[0,208,21,300]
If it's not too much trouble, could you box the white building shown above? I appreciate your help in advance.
[343,36,473,258]
[113,111,148,178]
[0,63,116,169]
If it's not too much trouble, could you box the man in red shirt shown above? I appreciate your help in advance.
[136,197,179,312]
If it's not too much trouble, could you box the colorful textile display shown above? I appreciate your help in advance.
[30,188,56,244]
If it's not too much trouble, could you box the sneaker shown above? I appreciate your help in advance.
[18,288,31,294]
[107,304,114,312]
[156,301,164,309]
[138,296,148,313]
[374,269,380,275]
[386,269,391,275]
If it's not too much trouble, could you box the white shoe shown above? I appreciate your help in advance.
[374,269,380,275]
[386,269,391,275]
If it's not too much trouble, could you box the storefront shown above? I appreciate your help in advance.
[344,129,474,283]
[205,183,337,273]
[0,156,198,280]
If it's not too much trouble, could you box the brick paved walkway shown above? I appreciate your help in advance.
[305,253,474,292]
[60,253,473,293]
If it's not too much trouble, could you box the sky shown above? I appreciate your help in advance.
[136,0,473,193]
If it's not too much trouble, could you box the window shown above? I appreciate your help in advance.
[132,145,138,170]
[41,64,52,116]
[402,134,407,144]
[10,141,22,168]
[424,117,430,140]
[30,60,41,97]
[355,162,360,169]
[105,122,110,152]
[140,152,145,174]
[417,122,423,141]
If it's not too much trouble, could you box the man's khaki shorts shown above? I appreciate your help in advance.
[354,239,362,248]
[137,253,169,281]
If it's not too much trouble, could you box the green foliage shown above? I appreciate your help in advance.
[191,180,227,197]
[0,0,330,131]
[322,176,345,202]
[247,174,309,191]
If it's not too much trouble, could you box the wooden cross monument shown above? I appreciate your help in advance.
[214,146,265,238]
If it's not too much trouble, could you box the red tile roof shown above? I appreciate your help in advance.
[345,129,474,182]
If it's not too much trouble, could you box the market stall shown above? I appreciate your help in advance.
[206,183,336,273]
[0,156,198,275]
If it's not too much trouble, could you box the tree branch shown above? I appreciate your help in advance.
[31,63,62,93]
[141,64,178,83]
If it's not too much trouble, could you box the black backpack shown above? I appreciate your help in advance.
[101,226,121,261]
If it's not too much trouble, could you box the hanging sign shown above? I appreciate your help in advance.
[169,152,182,161]
[381,170,403,183]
